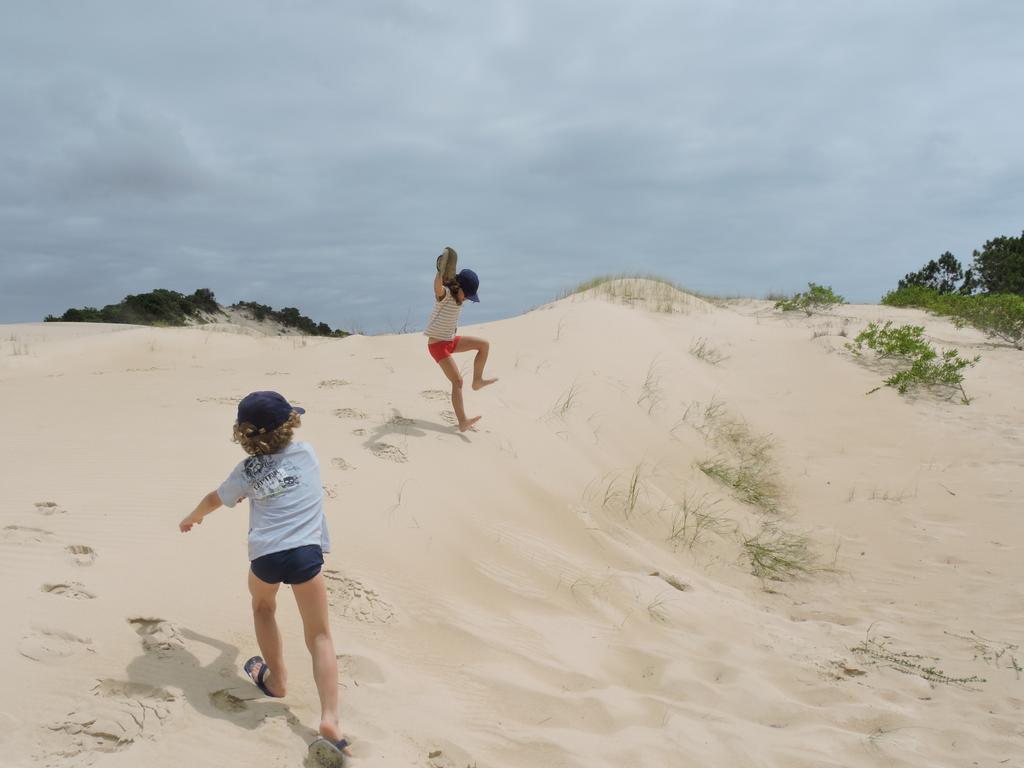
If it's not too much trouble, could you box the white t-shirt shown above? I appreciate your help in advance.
[217,441,331,561]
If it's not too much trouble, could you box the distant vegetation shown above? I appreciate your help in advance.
[231,301,348,337]
[883,288,1023,350]
[884,229,1024,350]
[559,273,718,313]
[774,282,846,315]
[45,288,348,337]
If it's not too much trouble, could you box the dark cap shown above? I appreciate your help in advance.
[237,391,305,433]
[456,269,480,302]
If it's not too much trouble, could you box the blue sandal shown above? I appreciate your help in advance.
[243,655,279,698]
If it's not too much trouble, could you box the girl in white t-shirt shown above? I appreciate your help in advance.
[179,391,351,765]
[425,247,497,431]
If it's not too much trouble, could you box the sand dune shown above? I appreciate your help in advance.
[2,279,1022,767]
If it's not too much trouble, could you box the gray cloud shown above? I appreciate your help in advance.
[2,0,1022,330]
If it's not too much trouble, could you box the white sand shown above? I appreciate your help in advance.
[2,280,1022,767]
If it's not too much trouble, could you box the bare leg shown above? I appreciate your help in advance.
[248,570,287,697]
[292,573,349,752]
[454,336,497,390]
[438,355,480,431]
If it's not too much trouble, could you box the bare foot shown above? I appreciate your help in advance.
[319,719,352,756]
[459,415,482,432]
[472,377,498,390]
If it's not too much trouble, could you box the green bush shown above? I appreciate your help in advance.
[881,285,944,309]
[848,322,979,403]
[949,294,1024,350]
[882,287,1024,350]
[775,283,846,315]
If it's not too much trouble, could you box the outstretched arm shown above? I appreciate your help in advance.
[435,247,457,299]
[179,490,224,532]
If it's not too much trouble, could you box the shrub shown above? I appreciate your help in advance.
[848,322,979,403]
[774,283,846,315]
[882,287,1024,350]
[949,294,1024,350]
[741,524,818,581]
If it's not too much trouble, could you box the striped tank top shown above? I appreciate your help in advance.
[424,287,462,341]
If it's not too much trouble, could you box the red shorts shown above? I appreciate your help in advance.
[428,335,461,362]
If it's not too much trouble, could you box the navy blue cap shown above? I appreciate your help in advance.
[456,269,480,302]
[237,391,305,432]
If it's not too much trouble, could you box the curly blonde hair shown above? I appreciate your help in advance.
[233,412,301,455]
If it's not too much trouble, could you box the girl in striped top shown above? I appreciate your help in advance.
[425,247,497,431]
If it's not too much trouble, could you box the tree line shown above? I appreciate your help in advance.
[45,288,349,338]
[884,229,1023,350]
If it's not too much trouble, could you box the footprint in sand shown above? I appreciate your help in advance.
[209,689,249,713]
[387,415,416,426]
[319,379,351,388]
[323,484,339,499]
[18,626,95,662]
[34,501,66,515]
[352,428,368,437]
[323,570,395,624]
[41,582,96,600]
[439,410,458,426]
[3,525,54,544]
[333,408,368,419]
[47,679,180,758]
[337,654,387,685]
[419,389,449,402]
[128,617,185,655]
[367,442,408,463]
[67,544,98,566]
[331,458,355,471]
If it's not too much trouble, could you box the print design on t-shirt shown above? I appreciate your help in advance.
[243,455,302,500]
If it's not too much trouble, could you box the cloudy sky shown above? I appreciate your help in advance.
[2,1,1022,332]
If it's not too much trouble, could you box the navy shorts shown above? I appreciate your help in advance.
[250,544,324,585]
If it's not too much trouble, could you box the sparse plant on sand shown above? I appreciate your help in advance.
[548,382,581,418]
[741,523,818,582]
[668,493,729,549]
[698,457,782,515]
[560,275,712,314]
[647,593,670,623]
[678,396,726,438]
[636,360,664,414]
[599,464,649,520]
[944,630,1021,679]
[774,283,846,315]
[689,337,727,365]
[682,399,784,514]
[848,321,979,404]
[697,417,781,515]
[8,335,29,356]
[852,626,986,687]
